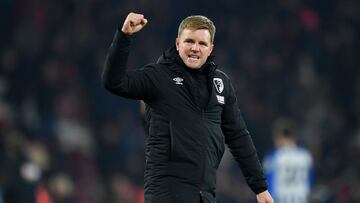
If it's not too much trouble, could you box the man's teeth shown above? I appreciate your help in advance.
[189,55,199,59]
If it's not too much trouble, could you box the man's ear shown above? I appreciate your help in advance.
[175,38,179,51]
[209,44,214,56]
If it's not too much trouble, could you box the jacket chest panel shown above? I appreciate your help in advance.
[162,71,226,109]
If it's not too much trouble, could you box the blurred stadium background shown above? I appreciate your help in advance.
[0,0,359,202]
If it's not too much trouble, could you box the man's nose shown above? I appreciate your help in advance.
[191,43,200,51]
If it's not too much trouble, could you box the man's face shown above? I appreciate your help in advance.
[176,28,214,69]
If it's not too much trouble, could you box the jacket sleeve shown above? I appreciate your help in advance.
[102,29,158,101]
[221,81,268,194]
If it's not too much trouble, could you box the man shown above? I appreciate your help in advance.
[102,12,273,203]
[263,118,313,203]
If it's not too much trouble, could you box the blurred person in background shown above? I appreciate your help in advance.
[0,129,52,203]
[263,117,313,203]
[102,12,273,203]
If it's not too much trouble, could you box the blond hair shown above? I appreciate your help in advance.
[178,15,216,43]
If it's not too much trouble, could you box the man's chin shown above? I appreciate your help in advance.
[185,63,202,69]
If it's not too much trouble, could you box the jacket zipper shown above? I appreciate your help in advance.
[199,65,216,201]
[199,109,205,201]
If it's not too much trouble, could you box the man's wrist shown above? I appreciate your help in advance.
[253,185,268,194]
[113,28,132,49]
[117,24,133,35]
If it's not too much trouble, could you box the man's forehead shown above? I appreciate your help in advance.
[181,28,210,33]
[179,28,211,39]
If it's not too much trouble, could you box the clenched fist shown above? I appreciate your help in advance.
[121,12,148,35]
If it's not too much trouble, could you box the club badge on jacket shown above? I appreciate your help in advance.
[214,78,225,104]
[213,78,224,93]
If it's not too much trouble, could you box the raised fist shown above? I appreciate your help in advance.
[121,12,148,35]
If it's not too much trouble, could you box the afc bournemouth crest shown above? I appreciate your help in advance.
[213,78,224,93]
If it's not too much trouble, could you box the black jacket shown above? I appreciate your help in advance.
[102,30,268,203]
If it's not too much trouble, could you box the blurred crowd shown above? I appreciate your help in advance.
[0,0,359,203]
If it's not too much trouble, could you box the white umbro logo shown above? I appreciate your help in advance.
[173,77,184,85]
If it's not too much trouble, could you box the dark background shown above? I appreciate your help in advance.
[0,0,359,202]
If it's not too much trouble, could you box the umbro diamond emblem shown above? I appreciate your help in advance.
[173,77,184,85]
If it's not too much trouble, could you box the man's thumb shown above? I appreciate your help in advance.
[141,18,148,25]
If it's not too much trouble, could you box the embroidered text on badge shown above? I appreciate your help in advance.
[216,95,225,104]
